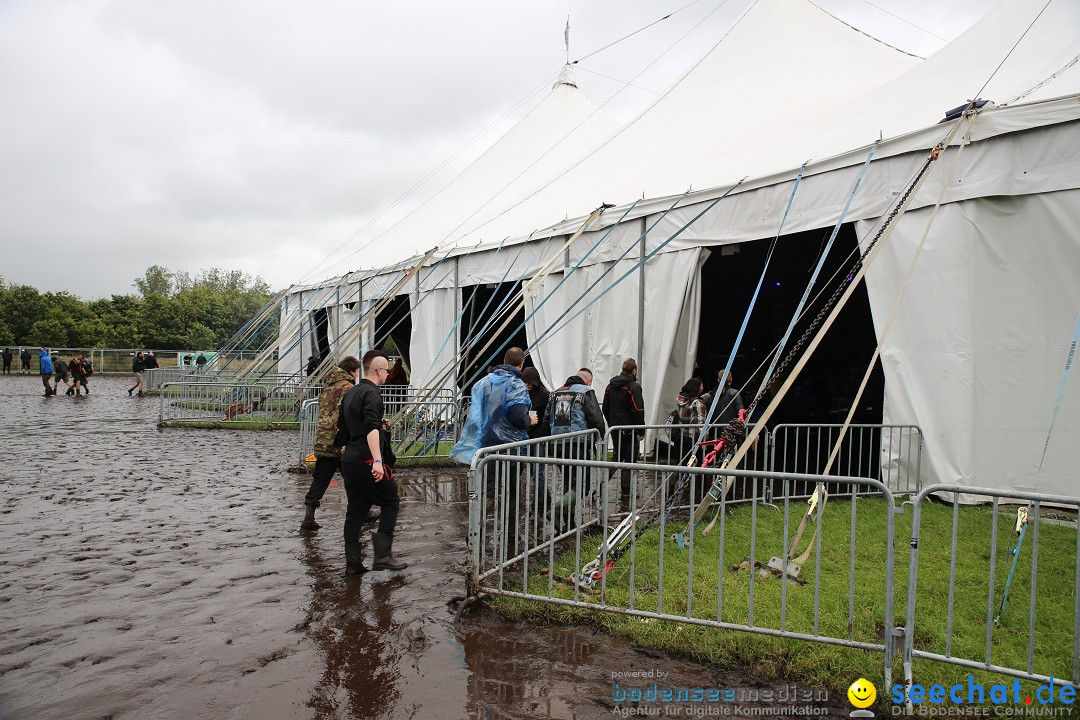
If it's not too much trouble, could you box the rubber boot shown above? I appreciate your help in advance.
[300,505,320,532]
[345,555,368,575]
[370,532,407,571]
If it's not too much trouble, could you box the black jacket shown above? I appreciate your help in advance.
[132,356,146,373]
[603,373,645,427]
[339,379,393,467]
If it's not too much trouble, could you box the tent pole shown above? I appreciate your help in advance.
[453,257,461,398]
[637,217,646,369]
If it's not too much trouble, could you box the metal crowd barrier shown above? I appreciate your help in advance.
[388,398,461,459]
[903,484,1080,709]
[468,430,606,580]
[295,389,464,466]
[770,424,923,500]
[468,454,902,689]
[297,398,319,465]
[466,445,1080,703]
[605,422,772,509]
[158,381,306,427]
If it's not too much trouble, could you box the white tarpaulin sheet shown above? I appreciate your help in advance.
[858,190,1080,501]
[524,248,705,426]
[409,287,458,395]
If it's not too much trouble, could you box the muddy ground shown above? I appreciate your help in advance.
[0,375,850,719]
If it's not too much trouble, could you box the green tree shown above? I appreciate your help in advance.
[134,265,175,298]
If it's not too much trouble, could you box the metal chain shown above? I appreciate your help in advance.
[746,147,941,416]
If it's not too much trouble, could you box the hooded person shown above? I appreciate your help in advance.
[300,356,362,533]
[602,358,646,500]
[38,349,54,396]
[450,347,535,555]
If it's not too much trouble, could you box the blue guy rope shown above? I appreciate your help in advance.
[461,201,640,389]
[751,143,878,408]
[1038,306,1080,472]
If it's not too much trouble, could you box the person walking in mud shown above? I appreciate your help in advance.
[51,353,72,395]
[129,351,145,396]
[69,352,87,395]
[338,349,407,574]
[2,348,12,374]
[20,348,31,374]
[79,354,94,394]
[450,347,536,556]
[300,355,361,533]
[38,348,54,396]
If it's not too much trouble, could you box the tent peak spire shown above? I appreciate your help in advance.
[553,64,578,90]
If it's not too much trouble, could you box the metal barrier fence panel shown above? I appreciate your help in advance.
[606,422,772,511]
[903,484,1080,708]
[467,431,605,580]
[388,399,461,459]
[296,390,464,463]
[469,453,900,688]
[297,398,320,465]
[771,424,923,501]
[158,382,306,427]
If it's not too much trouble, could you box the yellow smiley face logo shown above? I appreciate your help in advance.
[847,678,876,709]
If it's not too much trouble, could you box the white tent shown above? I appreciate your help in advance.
[278,65,619,382]
[282,0,1080,498]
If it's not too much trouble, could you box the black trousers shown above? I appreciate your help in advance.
[612,429,638,465]
[341,460,399,560]
[304,455,340,508]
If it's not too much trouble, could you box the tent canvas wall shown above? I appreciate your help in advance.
[279,0,1080,499]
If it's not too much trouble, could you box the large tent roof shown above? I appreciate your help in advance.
[354,66,619,271]
[444,0,1080,252]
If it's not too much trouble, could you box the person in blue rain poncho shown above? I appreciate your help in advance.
[452,347,536,554]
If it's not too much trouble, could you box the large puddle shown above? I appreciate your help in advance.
[0,375,850,719]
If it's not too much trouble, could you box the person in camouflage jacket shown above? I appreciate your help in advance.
[301,356,362,532]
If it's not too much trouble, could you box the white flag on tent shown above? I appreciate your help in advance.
[564,17,570,55]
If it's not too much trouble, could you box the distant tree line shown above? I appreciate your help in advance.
[0,265,278,351]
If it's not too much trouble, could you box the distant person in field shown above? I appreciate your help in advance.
[195,354,208,368]
[305,355,320,377]
[38,349,54,396]
[69,353,87,395]
[79,355,94,394]
[143,351,159,370]
[20,348,32,374]
[51,354,71,395]
[129,351,145,396]
[2,348,12,374]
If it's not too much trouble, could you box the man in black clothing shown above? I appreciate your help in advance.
[129,351,146,396]
[20,349,31,374]
[2,348,12,374]
[51,354,71,395]
[602,358,646,464]
[143,352,159,369]
[603,358,646,504]
[338,349,407,575]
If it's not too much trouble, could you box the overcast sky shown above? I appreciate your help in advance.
[0,0,992,300]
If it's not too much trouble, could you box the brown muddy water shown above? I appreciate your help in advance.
[0,375,850,719]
